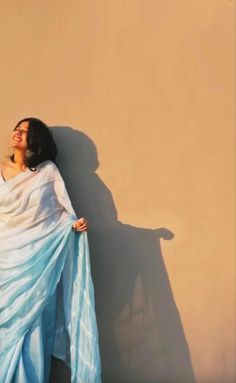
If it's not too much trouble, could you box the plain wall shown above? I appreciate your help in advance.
[0,1,235,382]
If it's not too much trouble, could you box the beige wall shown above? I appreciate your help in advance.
[0,1,235,382]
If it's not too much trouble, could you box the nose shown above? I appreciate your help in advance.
[15,130,22,137]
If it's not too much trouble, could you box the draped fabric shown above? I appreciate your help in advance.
[0,161,101,383]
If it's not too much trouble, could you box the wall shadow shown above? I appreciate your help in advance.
[50,126,196,383]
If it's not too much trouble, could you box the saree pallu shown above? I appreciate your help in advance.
[0,161,101,383]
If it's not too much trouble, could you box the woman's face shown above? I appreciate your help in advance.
[11,121,29,151]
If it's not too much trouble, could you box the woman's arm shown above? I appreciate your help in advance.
[48,162,88,232]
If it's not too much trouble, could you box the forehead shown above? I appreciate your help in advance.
[16,121,29,131]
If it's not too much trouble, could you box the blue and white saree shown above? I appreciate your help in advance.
[0,161,101,383]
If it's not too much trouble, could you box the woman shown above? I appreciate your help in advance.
[0,118,101,383]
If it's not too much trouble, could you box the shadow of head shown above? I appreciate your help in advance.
[51,126,98,173]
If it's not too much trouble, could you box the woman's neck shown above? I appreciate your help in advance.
[12,150,27,171]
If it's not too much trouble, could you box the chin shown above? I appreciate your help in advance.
[10,142,18,148]
[11,140,22,147]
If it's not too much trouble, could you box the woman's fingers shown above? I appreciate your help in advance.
[72,224,87,232]
[72,217,88,232]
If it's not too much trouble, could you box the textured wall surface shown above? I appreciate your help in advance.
[0,1,235,382]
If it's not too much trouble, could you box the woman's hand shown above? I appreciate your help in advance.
[72,217,88,232]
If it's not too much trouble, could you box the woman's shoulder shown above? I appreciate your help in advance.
[38,160,58,170]
[38,160,60,177]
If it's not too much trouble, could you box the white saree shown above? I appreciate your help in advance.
[0,161,101,383]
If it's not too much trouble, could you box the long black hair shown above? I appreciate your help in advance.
[12,117,57,169]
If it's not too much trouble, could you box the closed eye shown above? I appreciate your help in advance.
[14,128,28,134]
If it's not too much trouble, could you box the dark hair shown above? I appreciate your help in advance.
[12,117,57,169]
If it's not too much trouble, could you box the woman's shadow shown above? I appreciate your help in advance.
[50,127,196,383]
